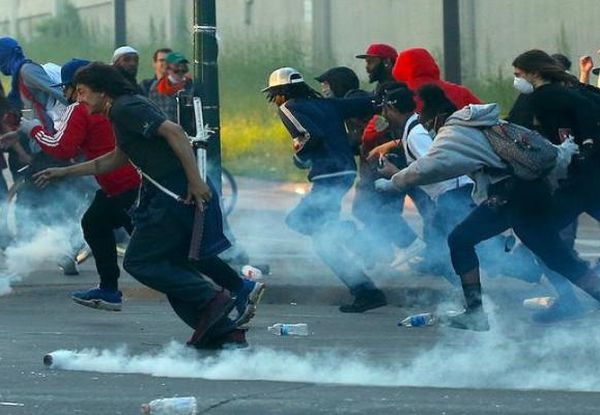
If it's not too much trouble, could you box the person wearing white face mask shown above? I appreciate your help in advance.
[511,50,600,322]
[507,52,571,130]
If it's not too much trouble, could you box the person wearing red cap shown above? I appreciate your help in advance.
[355,44,434,268]
[356,44,398,86]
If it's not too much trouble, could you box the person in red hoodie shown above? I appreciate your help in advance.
[14,59,141,311]
[392,47,482,111]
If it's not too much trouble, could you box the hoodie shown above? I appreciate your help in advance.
[393,48,482,111]
[390,103,510,204]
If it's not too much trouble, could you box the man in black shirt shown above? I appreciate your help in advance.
[34,62,248,349]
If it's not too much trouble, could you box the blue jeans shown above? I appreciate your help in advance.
[286,175,378,295]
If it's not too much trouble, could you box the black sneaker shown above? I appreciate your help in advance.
[440,309,490,331]
[339,290,387,313]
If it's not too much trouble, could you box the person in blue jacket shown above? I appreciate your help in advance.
[263,67,386,313]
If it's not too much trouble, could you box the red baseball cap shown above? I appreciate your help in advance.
[356,43,397,60]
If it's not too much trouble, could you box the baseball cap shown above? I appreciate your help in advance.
[356,43,398,60]
[52,58,90,87]
[166,52,189,65]
[261,67,304,92]
[112,46,139,64]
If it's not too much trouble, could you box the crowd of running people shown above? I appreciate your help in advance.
[1,34,600,348]
[264,44,600,332]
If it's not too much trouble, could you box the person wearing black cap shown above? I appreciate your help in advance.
[10,58,142,311]
[315,66,360,98]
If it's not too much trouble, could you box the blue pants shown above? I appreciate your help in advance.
[286,175,378,295]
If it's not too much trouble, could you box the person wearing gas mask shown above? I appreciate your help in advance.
[376,84,600,331]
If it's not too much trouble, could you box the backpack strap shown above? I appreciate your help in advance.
[130,160,184,202]
[405,118,426,161]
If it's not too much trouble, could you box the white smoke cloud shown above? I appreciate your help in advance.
[44,316,600,392]
[0,226,71,296]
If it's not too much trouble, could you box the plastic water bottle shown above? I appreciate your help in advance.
[241,265,263,280]
[523,296,555,310]
[268,323,309,336]
[140,397,197,415]
[398,312,436,327]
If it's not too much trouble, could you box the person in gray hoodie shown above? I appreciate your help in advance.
[377,86,600,331]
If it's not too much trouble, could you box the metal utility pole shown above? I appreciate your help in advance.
[114,0,127,47]
[193,0,222,192]
[443,0,461,84]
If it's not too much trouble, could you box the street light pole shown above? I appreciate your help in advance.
[114,0,126,47]
[443,0,461,84]
[193,0,222,192]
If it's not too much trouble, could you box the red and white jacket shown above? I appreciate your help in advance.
[29,102,140,196]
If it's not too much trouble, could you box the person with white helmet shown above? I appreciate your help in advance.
[263,67,387,313]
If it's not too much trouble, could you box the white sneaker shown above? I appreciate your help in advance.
[390,239,426,268]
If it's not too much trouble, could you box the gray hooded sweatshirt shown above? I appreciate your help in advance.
[390,104,510,204]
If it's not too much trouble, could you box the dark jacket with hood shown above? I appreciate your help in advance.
[278,96,374,181]
[393,48,482,111]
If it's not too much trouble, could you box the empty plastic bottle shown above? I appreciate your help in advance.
[141,397,197,415]
[398,312,436,327]
[241,265,263,280]
[523,296,555,310]
[267,323,309,336]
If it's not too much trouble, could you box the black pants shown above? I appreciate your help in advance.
[448,180,588,282]
[123,200,235,338]
[81,189,137,291]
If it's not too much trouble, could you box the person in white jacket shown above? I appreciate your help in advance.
[375,85,600,331]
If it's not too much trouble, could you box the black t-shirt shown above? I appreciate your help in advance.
[530,82,600,145]
[109,94,182,179]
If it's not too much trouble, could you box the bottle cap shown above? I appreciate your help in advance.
[43,354,53,367]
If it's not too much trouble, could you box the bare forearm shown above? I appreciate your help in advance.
[62,149,129,177]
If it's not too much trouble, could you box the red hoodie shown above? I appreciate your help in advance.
[362,49,482,153]
[393,48,482,111]
[30,102,140,196]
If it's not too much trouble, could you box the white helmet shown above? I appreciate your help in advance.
[261,67,304,92]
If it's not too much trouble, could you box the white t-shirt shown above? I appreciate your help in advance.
[401,113,472,200]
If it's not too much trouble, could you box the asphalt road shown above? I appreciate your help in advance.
[1,287,600,415]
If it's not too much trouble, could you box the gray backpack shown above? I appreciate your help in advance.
[482,121,558,180]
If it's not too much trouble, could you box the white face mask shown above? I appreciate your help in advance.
[513,76,534,94]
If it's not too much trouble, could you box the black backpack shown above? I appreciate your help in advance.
[481,121,558,180]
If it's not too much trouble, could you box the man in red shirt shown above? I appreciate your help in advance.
[18,59,141,311]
